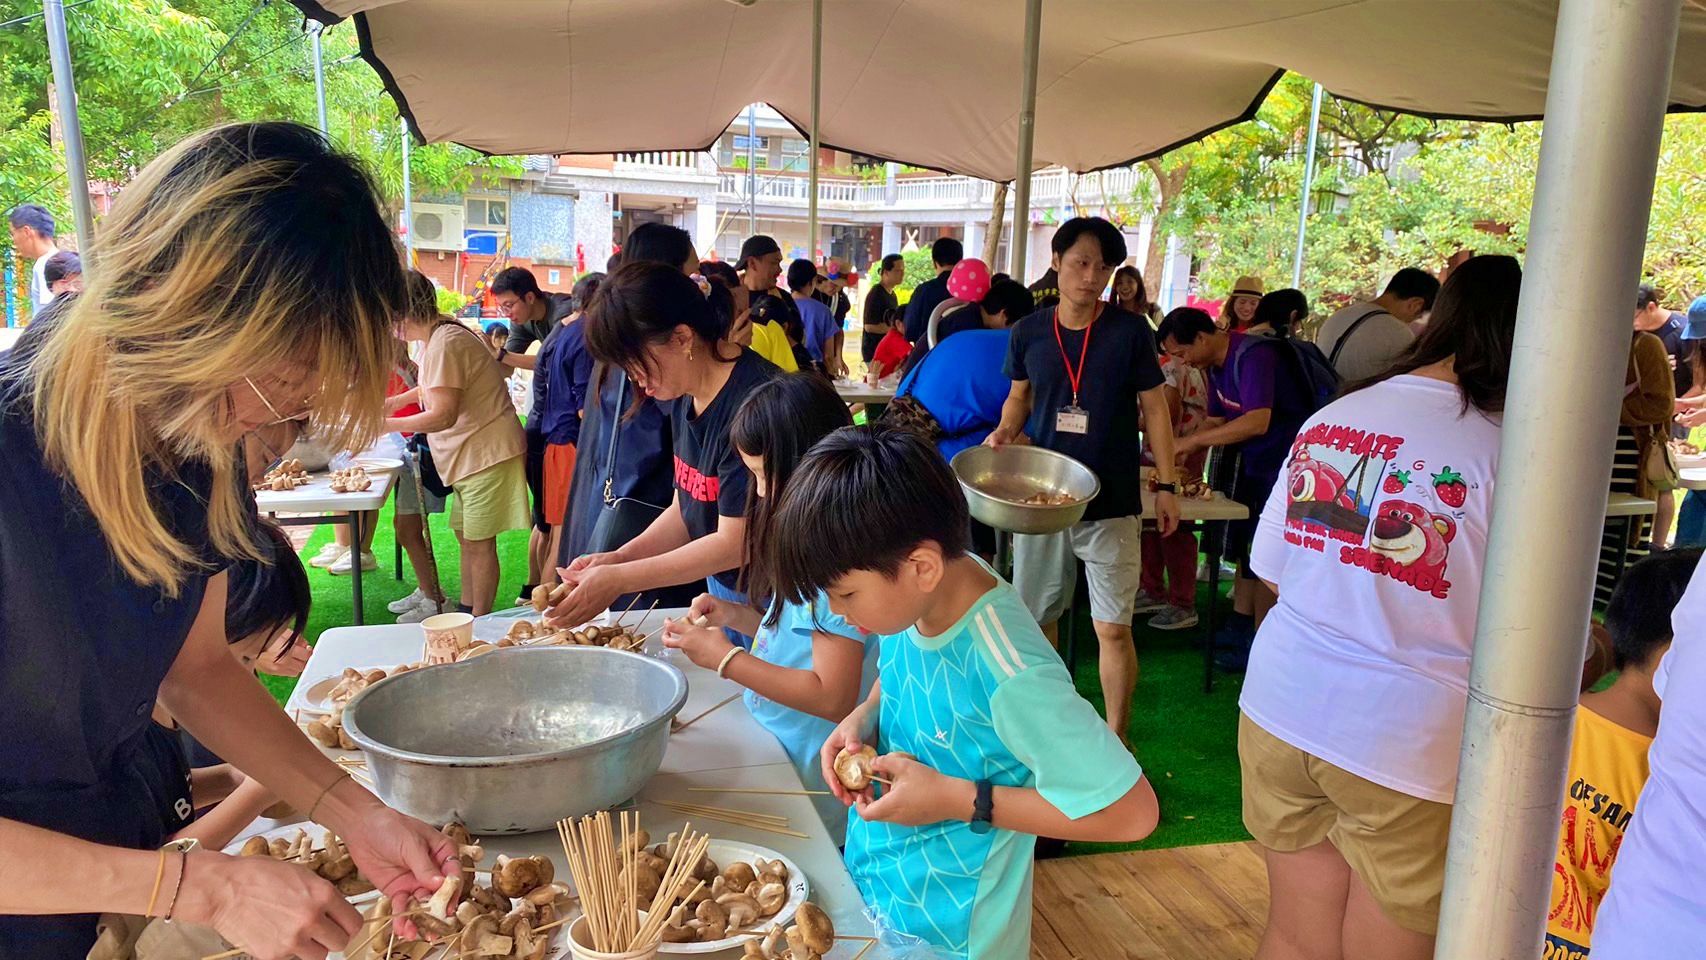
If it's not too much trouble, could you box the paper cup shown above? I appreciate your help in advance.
[568,915,660,960]
[420,612,474,664]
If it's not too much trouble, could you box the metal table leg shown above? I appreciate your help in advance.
[350,509,365,625]
[1204,521,1223,694]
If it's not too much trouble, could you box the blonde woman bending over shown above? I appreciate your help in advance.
[0,122,456,960]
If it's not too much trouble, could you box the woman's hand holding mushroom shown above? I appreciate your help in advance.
[316,780,459,940]
[818,698,880,806]
[854,753,969,828]
[171,848,363,960]
[545,557,627,629]
[660,618,736,671]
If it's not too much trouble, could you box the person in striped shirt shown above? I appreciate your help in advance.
[766,426,1158,960]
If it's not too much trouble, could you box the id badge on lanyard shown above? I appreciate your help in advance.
[1053,305,1098,435]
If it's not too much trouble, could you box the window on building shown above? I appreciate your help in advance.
[465,197,509,229]
[547,268,562,286]
[781,137,809,171]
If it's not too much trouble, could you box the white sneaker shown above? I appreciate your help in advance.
[396,596,443,623]
[327,550,377,576]
[308,543,345,568]
[387,588,428,614]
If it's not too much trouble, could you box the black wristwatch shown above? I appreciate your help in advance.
[1152,481,1179,494]
[969,779,994,835]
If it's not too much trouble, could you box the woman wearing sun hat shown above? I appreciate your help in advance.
[1218,275,1265,331]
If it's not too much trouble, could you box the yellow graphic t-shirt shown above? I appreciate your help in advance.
[1545,706,1653,959]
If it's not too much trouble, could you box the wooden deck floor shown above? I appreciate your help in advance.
[1031,842,1270,960]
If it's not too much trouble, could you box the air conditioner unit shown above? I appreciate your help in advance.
[410,203,466,252]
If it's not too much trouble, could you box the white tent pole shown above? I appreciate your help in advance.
[746,104,757,237]
[1010,0,1042,280]
[1434,0,1681,955]
[807,0,822,263]
[309,19,328,135]
[1290,82,1322,289]
[400,117,414,266]
[42,0,94,249]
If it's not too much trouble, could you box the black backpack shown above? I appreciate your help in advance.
[1228,332,1341,417]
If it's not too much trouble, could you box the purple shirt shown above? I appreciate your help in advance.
[1208,332,1296,480]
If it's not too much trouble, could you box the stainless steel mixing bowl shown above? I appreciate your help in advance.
[341,646,688,834]
[951,444,1101,535]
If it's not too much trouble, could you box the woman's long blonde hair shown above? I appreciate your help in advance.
[17,122,405,595]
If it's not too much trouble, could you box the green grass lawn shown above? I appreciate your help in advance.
[272,502,1248,853]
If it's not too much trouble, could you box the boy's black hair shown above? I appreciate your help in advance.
[981,278,1034,325]
[1049,216,1126,266]
[228,519,311,655]
[880,252,904,274]
[930,236,963,269]
[786,258,818,293]
[730,374,853,624]
[1605,547,1702,670]
[42,250,81,285]
[1637,283,1662,309]
[1157,306,1217,345]
[490,266,543,299]
[768,426,969,608]
[1384,267,1441,310]
[623,222,694,271]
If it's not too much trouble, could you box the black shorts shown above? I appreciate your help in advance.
[1225,467,1280,567]
[524,430,549,532]
[861,331,884,363]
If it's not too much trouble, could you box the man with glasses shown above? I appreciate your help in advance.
[488,266,575,606]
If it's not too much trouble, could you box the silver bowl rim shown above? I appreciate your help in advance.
[950,444,1103,506]
[340,645,689,767]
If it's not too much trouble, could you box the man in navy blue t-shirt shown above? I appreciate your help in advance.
[989,217,1180,740]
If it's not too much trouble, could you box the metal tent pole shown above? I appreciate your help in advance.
[746,104,757,237]
[1010,0,1042,280]
[1434,0,1682,956]
[42,0,94,249]
[400,118,414,266]
[807,0,822,263]
[309,20,328,134]
[1290,82,1323,289]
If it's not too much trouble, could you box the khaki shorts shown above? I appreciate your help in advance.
[1238,713,1453,935]
[449,455,531,541]
[1013,516,1141,626]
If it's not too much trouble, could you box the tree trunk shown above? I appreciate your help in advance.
[1142,159,1190,295]
[983,181,1009,269]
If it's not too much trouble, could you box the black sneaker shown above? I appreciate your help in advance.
[517,583,537,606]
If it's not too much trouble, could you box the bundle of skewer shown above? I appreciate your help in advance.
[557,811,710,953]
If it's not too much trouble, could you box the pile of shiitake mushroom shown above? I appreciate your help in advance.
[741,902,834,960]
[305,704,358,750]
[614,830,793,945]
[237,827,376,898]
[254,458,310,491]
[351,822,572,960]
[496,616,645,652]
[329,466,374,493]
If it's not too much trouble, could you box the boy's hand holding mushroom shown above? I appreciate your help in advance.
[660,616,736,672]
[818,696,881,806]
[854,753,968,828]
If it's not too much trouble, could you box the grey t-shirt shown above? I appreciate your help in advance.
[1317,300,1415,381]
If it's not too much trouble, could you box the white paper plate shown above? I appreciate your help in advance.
[355,456,405,475]
[298,665,391,716]
[224,823,383,907]
[655,840,809,954]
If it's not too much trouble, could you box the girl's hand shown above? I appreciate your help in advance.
[660,620,736,671]
[687,592,728,629]
[173,850,364,960]
[819,700,879,807]
[855,754,972,828]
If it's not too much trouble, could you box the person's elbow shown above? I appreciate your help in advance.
[1104,776,1161,843]
[817,685,863,724]
[1244,409,1273,438]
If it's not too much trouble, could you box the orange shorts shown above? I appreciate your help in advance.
[543,442,577,527]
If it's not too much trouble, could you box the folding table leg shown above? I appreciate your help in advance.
[350,510,365,626]
[1204,524,1223,694]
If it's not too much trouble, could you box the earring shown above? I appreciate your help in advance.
[688,343,695,362]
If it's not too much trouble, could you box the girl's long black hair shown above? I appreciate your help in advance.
[1344,254,1522,417]
[730,374,853,625]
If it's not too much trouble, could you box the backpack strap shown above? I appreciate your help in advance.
[1327,308,1392,368]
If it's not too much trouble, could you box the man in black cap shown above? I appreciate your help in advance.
[739,234,800,337]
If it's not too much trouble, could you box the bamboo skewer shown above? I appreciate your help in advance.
[672,693,741,732]
[651,801,811,839]
[653,801,790,826]
[610,592,645,628]
[687,786,833,797]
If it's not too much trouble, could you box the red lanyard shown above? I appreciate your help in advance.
[1052,304,1100,406]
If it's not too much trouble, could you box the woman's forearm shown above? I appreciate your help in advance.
[615,522,745,594]
[722,603,764,638]
[0,818,168,916]
[385,409,454,434]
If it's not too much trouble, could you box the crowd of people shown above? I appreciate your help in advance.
[8,117,1706,960]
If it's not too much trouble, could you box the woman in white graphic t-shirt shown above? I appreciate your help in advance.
[1236,255,1523,960]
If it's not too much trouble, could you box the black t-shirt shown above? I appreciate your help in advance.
[1004,303,1165,521]
[671,348,780,589]
[863,285,898,330]
[899,303,983,377]
[903,273,951,342]
[1656,311,1695,397]
[1028,268,1061,311]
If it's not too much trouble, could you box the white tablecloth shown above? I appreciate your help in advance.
[279,606,881,956]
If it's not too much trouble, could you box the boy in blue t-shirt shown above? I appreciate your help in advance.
[766,426,1158,960]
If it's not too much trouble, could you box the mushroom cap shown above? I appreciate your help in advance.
[723,861,757,890]
[238,835,270,857]
[716,892,761,929]
[695,900,727,926]
[794,902,834,953]
[442,821,473,846]
[754,881,787,916]
[660,924,698,943]
[832,746,878,791]
[494,856,547,898]
[692,854,720,881]
[530,583,551,613]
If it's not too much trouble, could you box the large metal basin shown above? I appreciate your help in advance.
[341,646,687,834]
[951,445,1100,535]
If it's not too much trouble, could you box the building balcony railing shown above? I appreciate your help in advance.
[717,164,1145,213]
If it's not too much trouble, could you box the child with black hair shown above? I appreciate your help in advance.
[660,375,877,841]
[1547,548,1700,957]
[768,426,1156,960]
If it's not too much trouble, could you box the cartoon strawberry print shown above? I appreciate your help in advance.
[1383,469,1410,495]
[1433,467,1467,508]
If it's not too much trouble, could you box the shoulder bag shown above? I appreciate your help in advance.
[587,372,673,554]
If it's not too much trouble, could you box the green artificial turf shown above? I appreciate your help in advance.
[271,501,1249,853]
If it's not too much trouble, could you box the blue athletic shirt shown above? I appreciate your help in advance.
[848,559,1142,960]
[743,591,880,843]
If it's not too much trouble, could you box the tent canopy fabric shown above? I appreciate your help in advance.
[292,0,1706,181]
